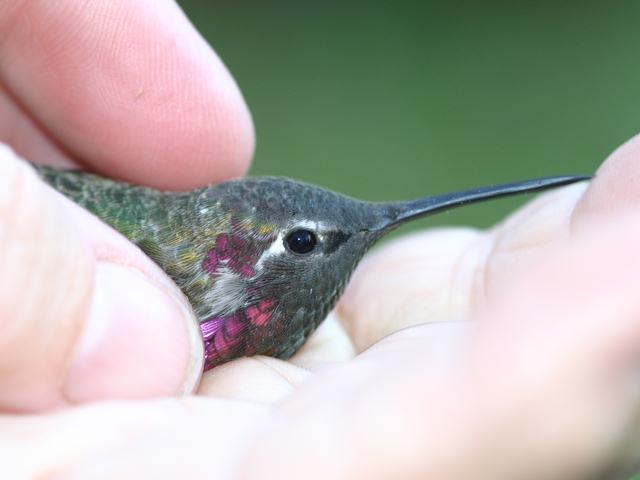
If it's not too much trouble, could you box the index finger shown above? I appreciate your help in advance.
[0,0,253,189]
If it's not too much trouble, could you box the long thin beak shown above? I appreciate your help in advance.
[371,175,590,233]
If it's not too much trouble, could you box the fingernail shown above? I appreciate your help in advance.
[64,262,203,402]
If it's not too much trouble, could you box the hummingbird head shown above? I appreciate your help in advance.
[197,177,388,368]
[195,175,588,369]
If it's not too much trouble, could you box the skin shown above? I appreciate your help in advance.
[1,1,640,478]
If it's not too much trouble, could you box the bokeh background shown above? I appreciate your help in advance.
[178,0,640,238]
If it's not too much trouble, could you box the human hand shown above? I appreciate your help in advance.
[4,2,640,479]
[8,137,640,479]
[0,0,253,410]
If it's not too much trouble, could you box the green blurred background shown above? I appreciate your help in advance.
[177,0,640,236]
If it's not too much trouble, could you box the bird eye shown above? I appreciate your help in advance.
[285,229,317,254]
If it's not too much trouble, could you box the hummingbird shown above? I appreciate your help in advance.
[34,165,588,370]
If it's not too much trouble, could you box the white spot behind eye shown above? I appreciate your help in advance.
[254,221,332,271]
[255,232,286,271]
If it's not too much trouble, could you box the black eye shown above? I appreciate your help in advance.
[285,229,317,254]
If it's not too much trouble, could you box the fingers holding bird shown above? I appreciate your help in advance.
[0,146,203,411]
[0,0,254,189]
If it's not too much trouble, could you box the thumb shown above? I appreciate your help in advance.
[0,145,202,412]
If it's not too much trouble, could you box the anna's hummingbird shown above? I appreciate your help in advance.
[34,166,588,370]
